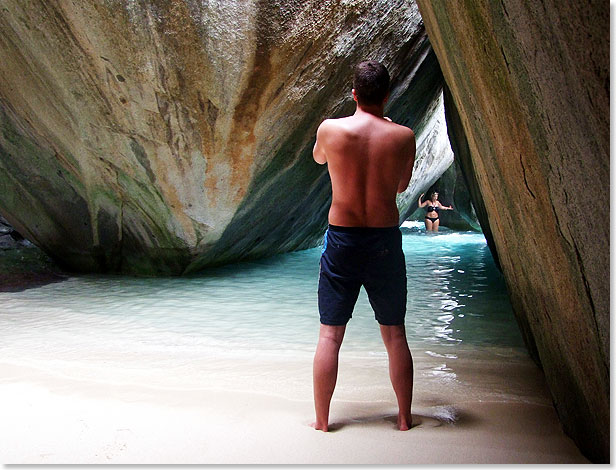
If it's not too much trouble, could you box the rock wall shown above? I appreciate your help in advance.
[396,88,454,223]
[416,0,609,462]
[0,0,443,274]
[443,85,501,268]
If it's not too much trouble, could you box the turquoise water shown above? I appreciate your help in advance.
[0,222,524,364]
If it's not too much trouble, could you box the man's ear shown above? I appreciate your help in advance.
[383,91,390,104]
[352,89,358,102]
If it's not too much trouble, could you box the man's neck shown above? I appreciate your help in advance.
[354,103,385,119]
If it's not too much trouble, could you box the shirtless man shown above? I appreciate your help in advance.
[312,60,416,432]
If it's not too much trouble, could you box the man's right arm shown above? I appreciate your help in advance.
[397,129,416,193]
[313,121,330,165]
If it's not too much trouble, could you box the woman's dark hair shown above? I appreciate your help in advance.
[353,60,390,106]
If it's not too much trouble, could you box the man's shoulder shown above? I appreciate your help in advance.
[389,120,415,136]
[317,117,354,138]
[386,121,415,144]
[320,116,353,128]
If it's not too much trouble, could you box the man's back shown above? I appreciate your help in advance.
[313,109,415,227]
[312,60,416,433]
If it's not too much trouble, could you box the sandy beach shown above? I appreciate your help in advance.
[0,234,591,464]
[0,347,589,464]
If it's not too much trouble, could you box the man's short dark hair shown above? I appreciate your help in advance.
[353,61,390,106]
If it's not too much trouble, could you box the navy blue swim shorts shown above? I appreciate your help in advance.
[318,224,407,326]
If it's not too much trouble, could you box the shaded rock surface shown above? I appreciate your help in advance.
[0,0,449,275]
[0,216,68,292]
[0,214,31,249]
[442,85,501,268]
[416,0,609,462]
[396,88,453,222]
[0,246,68,293]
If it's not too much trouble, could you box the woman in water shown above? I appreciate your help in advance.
[418,192,453,232]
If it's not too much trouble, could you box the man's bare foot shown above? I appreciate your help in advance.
[398,414,412,431]
[312,421,329,432]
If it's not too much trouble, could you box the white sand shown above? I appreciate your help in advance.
[0,348,589,464]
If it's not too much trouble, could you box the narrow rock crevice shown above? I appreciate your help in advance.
[519,153,536,199]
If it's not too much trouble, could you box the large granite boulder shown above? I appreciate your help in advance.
[416,0,609,462]
[0,0,449,275]
[443,84,501,268]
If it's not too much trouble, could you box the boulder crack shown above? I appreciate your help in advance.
[500,46,510,73]
[519,153,536,199]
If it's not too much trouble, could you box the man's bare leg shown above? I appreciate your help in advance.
[380,324,413,430]
[313,324,346,432]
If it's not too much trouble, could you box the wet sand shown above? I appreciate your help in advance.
[0,349,589,464]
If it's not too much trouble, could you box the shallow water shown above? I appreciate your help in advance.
[0,222,530,402]
[0,222,521,351]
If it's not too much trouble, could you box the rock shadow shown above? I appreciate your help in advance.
[0,271,69,292]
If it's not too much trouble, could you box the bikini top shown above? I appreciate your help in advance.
[426,205,439,212]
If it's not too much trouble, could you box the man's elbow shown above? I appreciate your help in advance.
[313,152,327,165]
[398,173,413,193]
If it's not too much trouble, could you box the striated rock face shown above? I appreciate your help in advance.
[396,88,454,223]
[0,0,445,275]
[416,0,609,462]
[443,84,501,267]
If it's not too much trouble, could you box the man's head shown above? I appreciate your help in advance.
[352,60,390,106]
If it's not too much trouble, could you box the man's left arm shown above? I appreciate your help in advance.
[397,129,416,193]
[313,121,329,165]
